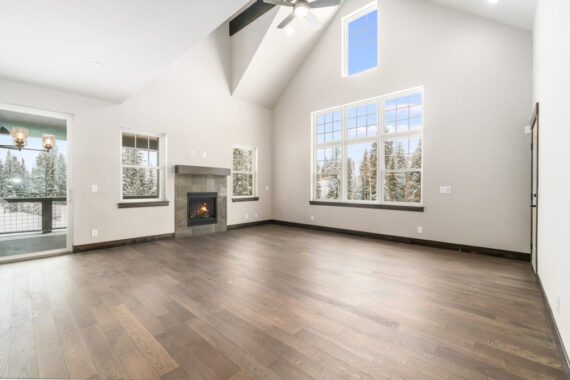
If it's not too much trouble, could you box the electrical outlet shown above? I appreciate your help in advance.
[91,184,98,193]
[190,150,196,157]
[245,213,249,220]
[91,229,98,237]
[310,215,315,221]
[417,226,423,234]
[254,213,258,218]
[556,296,561,314]
[202,151,207,158]
[266,185,269,191]
[440,186,451,194]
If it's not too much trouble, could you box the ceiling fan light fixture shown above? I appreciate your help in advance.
[294,2,309,17]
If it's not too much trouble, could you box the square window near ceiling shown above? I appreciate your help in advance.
[344,4,378,77]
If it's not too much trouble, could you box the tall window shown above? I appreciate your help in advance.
[383,93,422,203]
[343,3,378,77]
[232,146,257,198]
[121,130,165,200]
[312,88,423,205]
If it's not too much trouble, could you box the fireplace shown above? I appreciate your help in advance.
[175,165,229,237]
[187,192,217,226]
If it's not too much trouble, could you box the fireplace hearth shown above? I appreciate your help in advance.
[187,192,217,226]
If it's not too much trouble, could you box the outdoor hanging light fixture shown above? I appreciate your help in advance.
[12,127,28,150]
[42,134,56,151]
[0,127,56,152]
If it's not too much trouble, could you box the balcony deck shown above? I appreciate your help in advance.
[0,230,66,257]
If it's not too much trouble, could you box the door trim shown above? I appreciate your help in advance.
[530,102,539,272]
[0,102,74,259]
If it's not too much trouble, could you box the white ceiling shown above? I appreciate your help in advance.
[0,0,535,106]
[422,0,536,30]
[231,4,340,108]
[0,0,250,103]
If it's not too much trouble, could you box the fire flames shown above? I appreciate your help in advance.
[197,202,209,218]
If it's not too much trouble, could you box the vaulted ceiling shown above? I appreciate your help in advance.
[422,0,536,31]
[231,3,340,108]
[0,0,251,102]
[0,0,536,106]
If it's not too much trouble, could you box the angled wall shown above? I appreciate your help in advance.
[0,23,273,246]
[272,0,533,252]
[231,4,339,108]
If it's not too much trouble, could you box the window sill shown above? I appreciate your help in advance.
[118,200,170,209]
[309,201,424,212]
[232,197,259,202]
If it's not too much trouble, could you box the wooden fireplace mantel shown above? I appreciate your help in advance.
[174,165,231,176]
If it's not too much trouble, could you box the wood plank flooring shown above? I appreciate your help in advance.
[0,224,567,379]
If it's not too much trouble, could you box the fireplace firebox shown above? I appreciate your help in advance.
[187,192,217,226]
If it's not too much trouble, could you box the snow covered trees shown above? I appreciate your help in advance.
[121,133,160,198]
[0,147,67,214]
[313,91,423,204]
[315,146,341,200]
[232,147,255,197]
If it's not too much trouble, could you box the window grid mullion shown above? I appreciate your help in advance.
[378,98,384,205]
[341,105,348,202]
[312,88,422,205]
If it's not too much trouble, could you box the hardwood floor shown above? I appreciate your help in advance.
[0,224,567,379]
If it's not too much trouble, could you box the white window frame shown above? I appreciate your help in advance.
[311,86,424,206]
[120,129,167,202]
[342,2,378,78]
[232,145,257,199]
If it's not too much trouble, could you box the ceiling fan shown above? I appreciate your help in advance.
[263,0,341,29]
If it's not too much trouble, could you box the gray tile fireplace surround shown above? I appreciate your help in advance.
[174,165,230,238]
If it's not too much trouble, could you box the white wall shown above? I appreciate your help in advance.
[272,0,533,253]
[533,0,570,358]
[0,24,273,246]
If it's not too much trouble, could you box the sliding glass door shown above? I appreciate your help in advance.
[0,105,73,261]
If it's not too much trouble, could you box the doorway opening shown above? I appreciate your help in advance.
[0,104,73,262]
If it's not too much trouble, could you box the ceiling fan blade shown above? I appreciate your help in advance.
[263,0,294,7]
[309,0,341,8]
[278,12,296,28]
[304,11,322,29]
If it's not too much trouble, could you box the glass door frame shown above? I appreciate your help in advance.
[0,102,74,263]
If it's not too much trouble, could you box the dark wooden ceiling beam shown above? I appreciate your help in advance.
[229,0,276,36]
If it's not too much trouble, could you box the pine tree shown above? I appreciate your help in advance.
[122,148,157,197]
[405,141,422,202]
[233,148,252,196]
[383,141,399,201]
[359,149,370,200]
[55,152,67,195]
[369,142,378,200]
[390,141,408,202]
[0,159,5,199]
[326,147,341,199]
[346,158,355,199]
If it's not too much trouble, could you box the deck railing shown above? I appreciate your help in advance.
[0,197,67,235]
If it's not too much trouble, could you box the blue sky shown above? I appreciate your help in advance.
[348,9,378,76]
